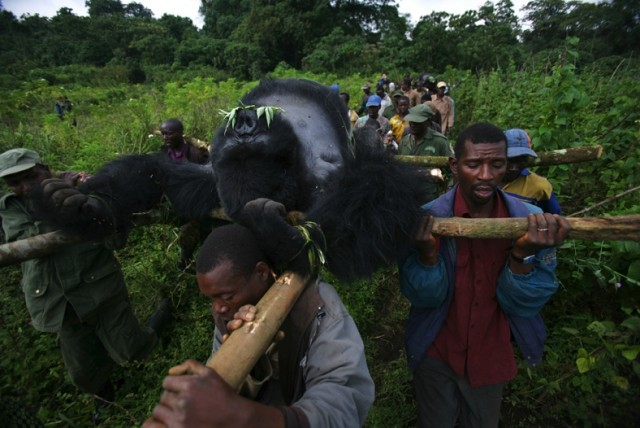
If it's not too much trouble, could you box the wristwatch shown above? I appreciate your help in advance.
[510,251,535,265]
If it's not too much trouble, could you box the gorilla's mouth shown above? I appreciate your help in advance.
[222,137,268,157]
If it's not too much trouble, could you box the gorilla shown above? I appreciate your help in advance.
[37,78,429,282]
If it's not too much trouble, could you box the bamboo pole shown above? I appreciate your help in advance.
[3,215,639,267]
[396,145,603,168]
[206,271,310,390]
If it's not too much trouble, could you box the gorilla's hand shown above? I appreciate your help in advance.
[239,198,314,276]
[242,198,288,220]
[33,178,117,238]
[42,178,105,217]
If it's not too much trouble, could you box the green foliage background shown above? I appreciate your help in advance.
[1,39,639,427]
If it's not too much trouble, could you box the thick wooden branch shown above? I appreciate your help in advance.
[395,145,603,167]
[206,271,310,390]
[0,211,160,267]
[2,214,639,267]
[432,214,640,241]
[0,230,81,267]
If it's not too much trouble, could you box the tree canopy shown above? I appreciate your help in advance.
[0,0,638,82]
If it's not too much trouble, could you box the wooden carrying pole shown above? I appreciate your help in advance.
[0,211,160,267]
[431,214,640,241]
[206,271,310,390]
[396,145,603,168]
[2,215,639,267]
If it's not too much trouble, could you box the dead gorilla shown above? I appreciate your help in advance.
[37,79,429,282]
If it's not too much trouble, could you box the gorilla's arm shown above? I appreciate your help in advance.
[34,154,218,240]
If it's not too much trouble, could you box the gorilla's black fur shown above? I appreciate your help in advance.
[38,79,429,282]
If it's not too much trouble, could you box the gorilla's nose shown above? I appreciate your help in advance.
[235,109,258,137]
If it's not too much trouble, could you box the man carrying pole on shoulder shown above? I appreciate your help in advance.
[399,123,571,427]
[144,221,374,428]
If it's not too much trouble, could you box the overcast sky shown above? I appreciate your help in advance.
[3,0,539,28]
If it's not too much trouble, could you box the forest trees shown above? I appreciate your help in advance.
[0,0,638,83]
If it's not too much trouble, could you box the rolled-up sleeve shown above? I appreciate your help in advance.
[399,250,448,308]
[497,247,559,317]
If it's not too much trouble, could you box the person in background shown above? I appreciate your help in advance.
[144,223,374,428]
[382,90,403,120]
[426,81,454,136]
[54,96,65,120]
[160,118,213,269]
[340,92,360,131]
[0,148,171,425]
[399,123,571,428]
[376,84,393,114]
[160,118,209,165]
[378,71,388,89]
[502,128,562,214]
[398,104,452,202]
[354,94,390,140]
[357,83,372,115]
[389,95,411,143]
[402,78,421,107]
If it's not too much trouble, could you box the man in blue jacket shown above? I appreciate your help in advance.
[399,123,571,427]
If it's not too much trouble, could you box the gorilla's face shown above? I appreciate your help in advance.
[212,108,296,164]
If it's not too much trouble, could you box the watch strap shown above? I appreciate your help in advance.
[510,251,535,265]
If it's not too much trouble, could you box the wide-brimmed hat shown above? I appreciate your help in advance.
[504,128,537,158]
[404,104,435,123]
[0,148,42,178]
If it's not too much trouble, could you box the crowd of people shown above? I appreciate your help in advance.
[1,88,569,426]
[348,73,455,149]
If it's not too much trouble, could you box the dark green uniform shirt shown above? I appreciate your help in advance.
[397,128,452,157]
[0,192,127,333]
[398,129,453,202]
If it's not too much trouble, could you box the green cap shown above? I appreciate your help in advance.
[404,104,435,123]
[0,148,42,178]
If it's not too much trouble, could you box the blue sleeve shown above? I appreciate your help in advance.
[399,249,448,308]
[537,192,562,214]
[496,247,559,317]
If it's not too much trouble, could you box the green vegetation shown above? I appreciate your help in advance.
[1,0,638,82]
[1,1,639,426]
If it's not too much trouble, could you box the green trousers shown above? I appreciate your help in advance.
[58,297,157,395]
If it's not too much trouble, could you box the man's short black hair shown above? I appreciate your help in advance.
[161,118,184,133]
[454,123,507,159]
[339,92,350,102]
[196,224,269,278]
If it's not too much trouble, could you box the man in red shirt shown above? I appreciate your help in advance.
[160,119,209,165]
[399,123,571,427]
[160,118,212,270]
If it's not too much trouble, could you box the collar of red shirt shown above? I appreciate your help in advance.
[453,185,507,219]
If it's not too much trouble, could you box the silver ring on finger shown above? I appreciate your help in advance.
[176,398,187,410]
[537,228,548,232]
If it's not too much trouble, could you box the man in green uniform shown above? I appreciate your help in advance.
[0,148,170,423]
[398,104,454,201]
